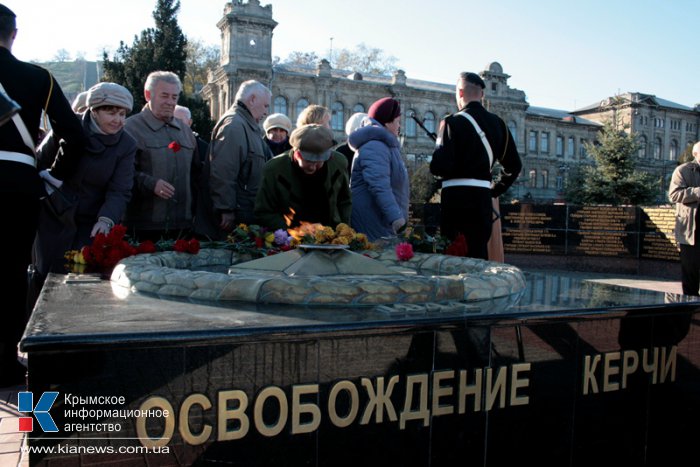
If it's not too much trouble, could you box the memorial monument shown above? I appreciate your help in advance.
[19,236,700,466]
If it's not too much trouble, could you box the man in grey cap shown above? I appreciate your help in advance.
[254,124,351,230]
[430,71,522,260]
[0,3,84,386]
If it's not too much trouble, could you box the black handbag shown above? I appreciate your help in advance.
[42,183,78,219]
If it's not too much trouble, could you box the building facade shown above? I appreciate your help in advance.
[202,0,700,203]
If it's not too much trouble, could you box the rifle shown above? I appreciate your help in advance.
[409,112,437,141]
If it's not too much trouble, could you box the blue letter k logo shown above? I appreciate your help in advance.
[18,392,59,432]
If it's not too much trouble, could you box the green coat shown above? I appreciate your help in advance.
[254,150,351,230]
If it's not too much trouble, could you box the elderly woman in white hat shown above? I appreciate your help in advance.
[262,112,293,156]
[33,82,137,278]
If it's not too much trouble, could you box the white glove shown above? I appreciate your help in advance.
[39,169,63,189]
[91,217,114,237]
[391,217,406,234]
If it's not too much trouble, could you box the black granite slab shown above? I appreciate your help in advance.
[19,272,700,467]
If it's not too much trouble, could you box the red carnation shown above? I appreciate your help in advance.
[174,239,189,252]
[395,242,414,261]
[445,234,468,257]
[168,141,181,153]
[137,240,157,254]
[187,238,200,254]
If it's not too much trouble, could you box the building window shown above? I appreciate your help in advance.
[352,103,365,113]
[541,170,549,189]
[556,136,563,157]
[273,96,287,115]
[638,135,647,158]
[529,169,537,188]
[579,139,587,158]
[653,137,662,160]
[295,98,309,120]
[528,131,537,153]
[654,118,665,128]
[331,101,344,131]
[669,140,678,161]
[540,132,549,154]
[424,112,436,134]
[556,175,563,191]
[508,120,518,144]
[567,137,575,158]
[404,109,417,137]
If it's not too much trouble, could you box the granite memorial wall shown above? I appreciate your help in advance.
[499,204,678,261]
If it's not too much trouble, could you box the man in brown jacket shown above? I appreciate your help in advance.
[124,71,199,241]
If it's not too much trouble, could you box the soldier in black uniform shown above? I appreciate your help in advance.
[0,4,84,386]
[430,72,521,260]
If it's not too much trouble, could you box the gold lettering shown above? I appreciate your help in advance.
[291,384,320,435]
[485,367,507,410]
[328,380,359,428]
[432,370,455,417]
[360,376,399,425]
[400,374,430,429]
[642,348,659,384]
[458,369,482,413]
[136,396,175,448]
[621,350,639,389]
[179,393,212,445]
[660,346,677,383]
[583,355,600,395]
[603,352,621,392]
[254,386,288,437]
[217,390,249,441]
[510,363,530,406]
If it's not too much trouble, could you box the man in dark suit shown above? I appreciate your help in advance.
[0,4,83,386]
[430,72,522,260]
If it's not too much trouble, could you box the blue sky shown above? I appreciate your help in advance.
[8,0,698,110]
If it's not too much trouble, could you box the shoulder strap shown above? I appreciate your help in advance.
[457,111,493,167]
[41,71,54,131]
[0,82,36,154]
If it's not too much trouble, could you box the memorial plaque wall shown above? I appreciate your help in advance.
[640,207,679,261]
[500,204,567,255]
[501,204,679,262]
[568,206,637,257]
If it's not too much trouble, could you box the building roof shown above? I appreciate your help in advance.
[272,63,453,94]
[574,92,694,113]
[526,106,601,126]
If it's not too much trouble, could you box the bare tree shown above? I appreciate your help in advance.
[53,48,71,62]
[184,38,220,94]
[333,43,397,75]
[283,51,320,67]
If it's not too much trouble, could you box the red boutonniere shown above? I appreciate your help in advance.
[168,141,181,153]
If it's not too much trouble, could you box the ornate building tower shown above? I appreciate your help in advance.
[201,0,277,118]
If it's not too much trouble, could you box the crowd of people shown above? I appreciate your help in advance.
[0,3,524,386]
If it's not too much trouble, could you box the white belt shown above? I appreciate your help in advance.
[442,178,491,189]
[0,150,36,167]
